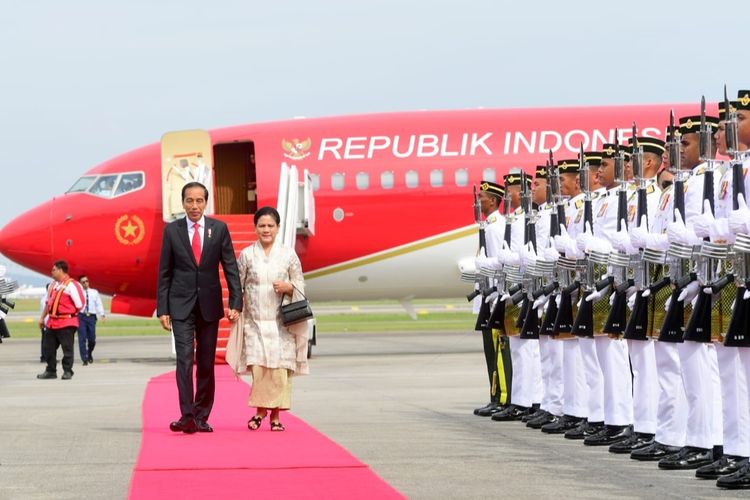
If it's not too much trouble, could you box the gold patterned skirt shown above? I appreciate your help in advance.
[248,365,292,410]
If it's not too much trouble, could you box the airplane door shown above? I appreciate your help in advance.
[213,142,256,215]
[160,130,214,222]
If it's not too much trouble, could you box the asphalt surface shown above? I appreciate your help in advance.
[0,331,743,499]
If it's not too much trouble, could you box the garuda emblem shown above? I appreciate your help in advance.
[282,138,312,160]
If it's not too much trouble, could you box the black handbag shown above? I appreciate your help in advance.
[279,284,313,326]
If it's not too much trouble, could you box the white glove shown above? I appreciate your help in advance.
[678,281,700,303]
[667,209,700,246]
[627,290,637,310]
[691,200,715,238]
[586,287,609,303]
[497,240,520,266]
[665,294,672,311]
[554,224,573,254]
[542,246,560,262]
[589,235,613,254]
[729,193,750,235]
[576,221,595,253]
[744,289,750,300]
[555,293,562,308]
[709,218,732,244]
[501,293,513,303]
[533,293,549,310]
[475,255,491,270]
[485,290,499,303]
[519,242,537,268]
[611,219,637,253]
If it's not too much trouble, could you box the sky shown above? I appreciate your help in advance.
[0,0,746,282]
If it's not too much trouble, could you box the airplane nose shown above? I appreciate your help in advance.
[0,201,53,272]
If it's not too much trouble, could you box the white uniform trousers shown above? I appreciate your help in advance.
[627,339,658,434]
[739,348,750,457]
[595,336,633,426]
[654,341,687,447]
[716,343,748,457]
[576,337,602,420]
[539,335,564,416]
[678,341,722,450]
[509,337,542,408]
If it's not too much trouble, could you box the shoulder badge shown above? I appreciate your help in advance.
[575,199,584,209]
[647,184,655,194]
[695,166,705,176]
[487,215,497,224]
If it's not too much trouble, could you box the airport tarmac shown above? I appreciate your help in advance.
[0,331,742,499]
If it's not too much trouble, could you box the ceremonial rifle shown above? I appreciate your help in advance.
[684,96,720,342]
[571,144,596,336]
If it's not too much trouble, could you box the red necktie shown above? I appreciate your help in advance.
[192,223,202,264]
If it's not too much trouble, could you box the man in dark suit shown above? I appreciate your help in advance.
[157,182,242,434]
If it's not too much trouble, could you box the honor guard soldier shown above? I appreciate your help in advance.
[717,88,750,490]
[491,171,543,421]
[573,141,635,447]
[543,157,591,435]
[607,135,665,454]
[629,116,690,462]
[472,180,511,417]
[524,164,565,429]
[659,102,725,471]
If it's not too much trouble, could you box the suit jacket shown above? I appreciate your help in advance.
[157,216,242,322]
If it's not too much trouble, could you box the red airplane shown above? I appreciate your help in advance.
[0,104,700,355]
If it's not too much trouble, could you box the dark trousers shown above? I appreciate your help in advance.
[78,314,97,361]
[171,303,219,422]
[44,326,76,374]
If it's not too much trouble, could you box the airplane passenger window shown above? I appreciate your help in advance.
[405,170,418,188]
[482,168,496,183]
[114,173,144,196]
[454,168,468,187]
[430,169,443,187]
[310,173,320,192]
[331,172,345,191]
[356,172,369,190]
[89,175,119,198]
[67,176,97,193]
[380,171,394,189]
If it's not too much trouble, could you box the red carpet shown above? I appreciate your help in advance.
[129,366,404,499]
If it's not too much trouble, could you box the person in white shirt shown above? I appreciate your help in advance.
[77,275,106,365]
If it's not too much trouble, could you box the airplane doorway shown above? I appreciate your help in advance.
[213,141,257,215]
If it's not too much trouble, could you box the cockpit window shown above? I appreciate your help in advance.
[67,176,97,193]
[114,173,144,195]
[89,175,119,198]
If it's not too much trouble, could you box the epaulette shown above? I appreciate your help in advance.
[592,191,601,200]
[647,184,656,194]
[487,215,497,224]
[575,199,584,209]
[694,166,705,176]
[514,207,524,215]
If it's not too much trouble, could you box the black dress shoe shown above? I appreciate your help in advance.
[520,404,541,423]
[609,432,654,454]
[195,420,213,433]
[169,417,197,434]
[491,405,528,421]
[565,420,603,440]
[658,446,713,470]
[82,361,89,366]
[474,402,494,416]
[541,415,582,434]
[526,411,555,429]
[88,355,94,363]
[696,456,748,479]
[630,441,682,461]
[36,371,57,379]
[61,371,73,380]
[584,425,631,446]
[479,405,506,417]
[717,461,750,489]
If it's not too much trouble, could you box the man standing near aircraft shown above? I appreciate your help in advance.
[473,180,510,417]
[157,182,242,433]
[37,260,85,380]
[77,275,105,366]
